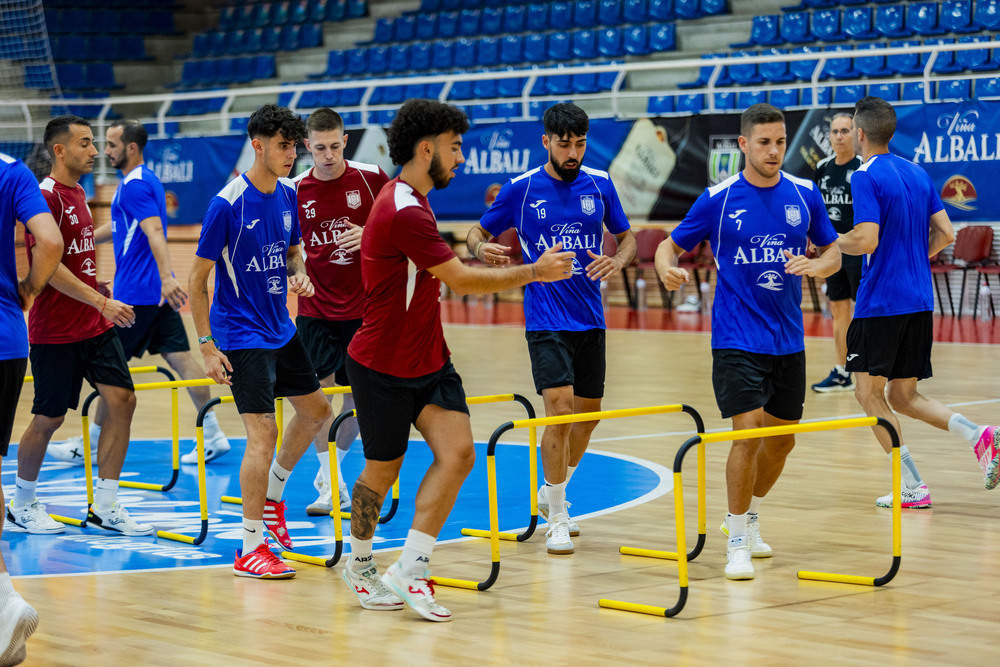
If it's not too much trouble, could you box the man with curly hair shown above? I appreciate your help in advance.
[189,105,332,579]
[341,99,575,621]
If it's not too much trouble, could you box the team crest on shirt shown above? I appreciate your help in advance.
[283,210,292,232]
[346,190,362,209]
[580,195,595,215]
[784,205,802,227]
[756,270,784,291]
[267,277,283,294]
[81,258,97,277]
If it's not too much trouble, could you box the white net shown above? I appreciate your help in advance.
[0,0,61,174]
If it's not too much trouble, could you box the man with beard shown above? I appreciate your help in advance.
[465,102,636,556]
[48,119,231,466]
[341,99,575,621]
[655,103,841,580]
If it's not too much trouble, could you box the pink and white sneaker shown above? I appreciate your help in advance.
[263,499,293,550]
[876,483,932,509]
[973,426,1000,490]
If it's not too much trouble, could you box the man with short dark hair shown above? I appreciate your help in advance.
[464,102,636,556]
[655,103,841,580]
[48,118,231,466]
[292,107,389,515]
[0,148,63,666]
[840,96,1000,508]
[14,115,153,538]
[341,99,574,621]
[190,105,332,579]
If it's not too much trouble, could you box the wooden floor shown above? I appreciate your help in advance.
[8,309,1000,665]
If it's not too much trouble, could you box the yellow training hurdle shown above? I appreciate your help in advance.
[597,416,902,618]
[433,403,705,592]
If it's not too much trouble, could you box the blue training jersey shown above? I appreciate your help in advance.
[195,173,300,350]
[671,171,838,355]
[0,153,50,361]
[479,165,630,332]
[111,164,169,306]
[851,153,943,318]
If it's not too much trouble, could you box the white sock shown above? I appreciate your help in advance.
[242,518,264,554]
[336,447,348,489]
[727,512,748,539]
[0,573,18,606]
[399,529,436,575]
[565,465,578,486]
[202,411,221,439]
[94,477,119,510]
[349,536,373,572]
[747,495,764,515]
[834,364,847,376]
[316,449,332,488]
[948,413,980,446]
[13,477,36,508]
[544,480,567,515]
[266,461,292,502]
[898,445,923,488]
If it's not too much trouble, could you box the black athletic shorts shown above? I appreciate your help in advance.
[0,357,27,456]
[525,329,606,399]
[225,334,321,414]
[29,328,134,418]
[825,256,863,302]
[845,311,933,380]
[295,315,362,386]
[346,356,469,462]
[712,348,806,421]
[115,304,190,360]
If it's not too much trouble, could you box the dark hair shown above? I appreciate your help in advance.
[740,103,784,136]
[386,99,469,166]
[307,107,344,134]
[109,119,148,151]
[542,102,589,139]
[854,96,896,146]
[247,104,306,142]
[44,115,90,153]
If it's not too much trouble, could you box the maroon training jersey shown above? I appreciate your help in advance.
[293,161,389,321]
[27,177,112,344]
[347,178,456,378]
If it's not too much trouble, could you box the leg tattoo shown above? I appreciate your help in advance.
[351,482,384,540]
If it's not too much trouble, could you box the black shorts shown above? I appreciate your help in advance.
[712,348,806,421]
[225,334,321,414]
[825,257,863,302]
[29,328,134,418]
[845,311,933,380]
[115,304,190,360]
[346,356,469,462]
[525,329,606,399]
[0,358,27,456]
[295,315,362,385]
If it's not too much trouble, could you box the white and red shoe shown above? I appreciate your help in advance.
[381,562,452,622]
[263,499,293,550]
[341,565,403,610]
[233,539,295,579]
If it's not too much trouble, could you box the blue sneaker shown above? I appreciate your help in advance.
[811,368,853,393]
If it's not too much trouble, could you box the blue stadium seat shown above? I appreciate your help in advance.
[309,0,330,23]
[199,60,220,86]
[975,76,1000,98]
[624,26,650,56]
[374,109,396,125]
[340,111,361,127]
[255,3,273,28]
[598,0,623,25]
[478,36,500,67]
[409,42,431,71]
[869,82,900,101]
[297,90,322,109]
[56,62,85,89]
[597,28,624,58]
[737,90,766,109]
[548,32,570,61]
[833,83,864,105]
[649,23,676,52]
[281,25,302,51]
[208,30,227,56]
[501,35,525,65]
[254,55,276,80]
[219,6,237,29]
[291,1,308,24]
[313,49,346,78]
[975,0,1000,30]
[271,2,289,26]
[841,7,876,40]
[759,47,794,83]
[886,40,924,75]
[216,57,237,84]
[678,53,731,88]
[906,2,945,37]
[326,0,347,21]
[347,47,368,75]
[405,82,428,100]
[811,9,845,41]
[449,76,475,100]
[701,0,727,16]
[368,45,389,74]
[524,33,548,63]
[938,79,970,100]
[388,44,410,72]
[547,73,574,95]
[458,9,481,36]
[939,0,975,33]
[437,12,459,39]
[727,52,762,85]
[955,35,995,72]
[573,0,598,28]
[482,7,503,34]
[677,93,703,113]
[263,26,282,53]
[494,102,519,119]
[926,38,962,74]
[713,91,736,110]
[874,5,911,38]
[675,0,701,20]
[902,81,927,101]
[780,12,812,44]
[769,88,798,108]
[453,38,476,68]
[347,0,368,19]
[300,24,322,48]
[526,3,548,32]
[800,85,831,105]
[821,44,856,80]
[648,94,675,114]
[236,5,255,28]
[503,5,526,33]
[648,0,674,21]
[433,41,454,69]
[731,15,781,49]
[416,14,438,40]
[498,71,527,97]
[245,29,264,54]
[340,87,364,106]
[395,15,416,41]
[624,0,648,23]
[372,17,393,42]
[441,1,462,14]
[572,30,596,59]
[192,33,210,58]
[226,29,247,55]
[550,2,572,29]
[855,42,889,77]
[572,71,599,93]
[469,104,496,122]
[473,75,499,99]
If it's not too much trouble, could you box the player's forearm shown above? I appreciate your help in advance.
[188,267,213,338]
[140,220,176,280]
[812,243,842,279]
[838,224,878,256]
[613,230,637,268]
[286,246,306,279]
[654,239,679,274]
[48,263,104,309]
[93,223,112,244]
[23,234,63,296]
[448,263,537,296]
[465,225,490,260]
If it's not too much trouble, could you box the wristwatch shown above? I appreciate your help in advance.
[198,335,216,345]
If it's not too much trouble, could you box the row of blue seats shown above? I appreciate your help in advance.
[54,63,122,92]
[0,36,46,63]
[781,0,898,11]
[414,0,726,20]
[176,56,277,87]
[43,9,175,35]
[369,0,723,44]
[684,37,1000,88]
[191,24,323,58]
[51,35,149,63]
[735,1,998,48]
[310,26,675,80]
[218,0,367,30]
[44,0,178,7]
[650,78,1000,114]
[50,93,122,120]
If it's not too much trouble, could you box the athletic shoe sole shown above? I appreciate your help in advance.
[5,509,65,535]
[382,568,451,622]
[233,568,295,579]
[340,569,404,610]
[0,598,38,667]
[811,384,854,393]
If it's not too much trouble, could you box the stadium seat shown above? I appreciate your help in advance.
[395,14,416,41]
[598,0,623,25]
[597,28,624,58]
[780,12,812,44]
[526,3,549,32]
[347,0,368,19]
[648,94,675,114]
[548,72,573,95]
[416,14,438,40]
[939,0,975,33]
[497,71,527,97]
[271,2,289,26]
[454,39,476,68]
[800,85,830,105]
[458,9,481,37]
[727,52,762,85]
[573,0,598,28]
[649,23,676,52]
[869,82,900,101]
[678,53,732,88]
[737,90,766,109]
[254,4,273,28]
[308,0,329,23]
[886,39,924,75]
[713,91,736,110]
[841,7,876,40]
[811,9,846,41]
[501,35,524,65]
[441,0,462,13]
[906,2,945,36]
[938,79,970,100]
[503,5,526,33]
[769,87,798,107]
[788,45,820,80]
[524,33,547,63]
[874,5,910,38]
[407,42,430,71]
[473,75,499,99]
[975,0,1000,30]
[449,76,475,101]
[482,7,503,34]
[219,5,237,29]
[86,62,120,90]
[572,29,596,59]
[216,57,236,84]
[254,55,276,80]
[437,12,459,39]
[55,62,85,89]
[832,83,864,105]
[372,17,393,42]
[855,42,889,77]
[548,32,570,61]
[926,38,962,74]
[624,26,650,55]
[245,29,264,54]
[368,45,389,74]
[433,41,454,70]
[902,80,927,101]
[624,0,649,23]
[731,15,781,49]
[701,0,727,16]
[955,35,996,72]
[821,44,856,80]
[300,24,322,48]
[759,47,794,83]
[291,1,308,24]
[262,26,281,53]
[281,25,302,51]
[572,71,599,93]
[975,76,1000,98]
[326,0,348,22]
[314,49,346,78]
[550,2,571,29]
[192,33,210,58]
[648,0,674,21]
[676,93,703,113]
[495,102,520,119]
[347,47,368,75]
[478,36,500,67]
[388,44,410,72]
[675,0,701,20]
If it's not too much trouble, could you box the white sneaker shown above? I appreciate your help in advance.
[47,435,95,465]
[537,485,580,536]
[720,514,773,558]
[725,535,755,580]
[306,473,334,516]
[545,512,575,554]
[876,483,932,509]
[87,503,154,536]
[342,565,404,611]
[0,594,38,667]
[676,295,701,313]
[180,431,231,464]
[6,500,64,534]
[338,485,351,511]
[381,562,452,622]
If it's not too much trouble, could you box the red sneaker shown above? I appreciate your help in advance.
[263,499,293,550]
[234,539,296,579]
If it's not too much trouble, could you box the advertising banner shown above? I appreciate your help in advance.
[144,135,246,225]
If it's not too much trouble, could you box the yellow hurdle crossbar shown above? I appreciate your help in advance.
[598,416,901,618]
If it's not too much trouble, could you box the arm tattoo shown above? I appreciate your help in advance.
[350,482,384,540]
